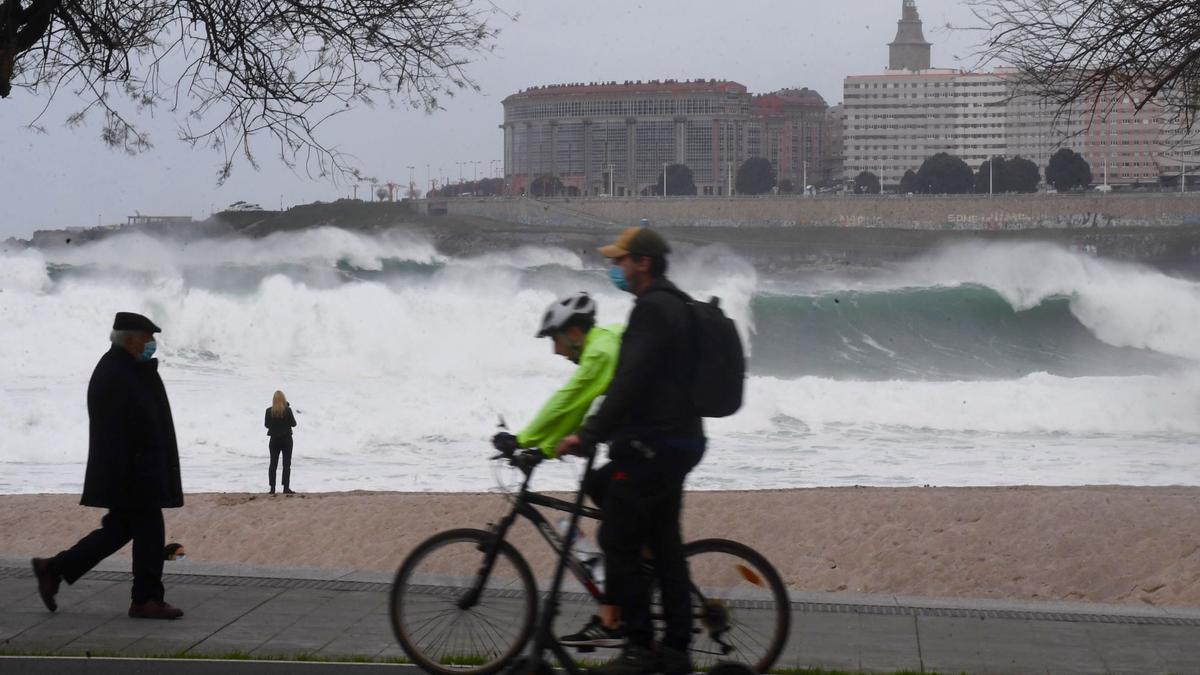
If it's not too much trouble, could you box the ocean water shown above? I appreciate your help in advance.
[2,228,1199,494]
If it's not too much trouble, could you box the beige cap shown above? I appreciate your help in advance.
[597,227,671,258]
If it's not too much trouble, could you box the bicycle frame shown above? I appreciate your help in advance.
[459,455,605,610]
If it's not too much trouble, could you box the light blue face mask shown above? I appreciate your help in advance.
[139,340,157,362]
[608,266,632,292]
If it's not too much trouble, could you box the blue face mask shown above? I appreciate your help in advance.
[139,340,157,362]
[608,266,632,292]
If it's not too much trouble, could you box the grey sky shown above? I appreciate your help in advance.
[0,0,980,239]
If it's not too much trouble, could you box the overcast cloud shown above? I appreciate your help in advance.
[0,0,981,239]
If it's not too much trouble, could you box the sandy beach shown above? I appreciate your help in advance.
[2,486,1197,607]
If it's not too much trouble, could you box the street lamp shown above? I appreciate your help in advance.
[663,163,669,198]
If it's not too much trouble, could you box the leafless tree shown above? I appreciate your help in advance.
[0,0,508,181]
[968,0,1200,132]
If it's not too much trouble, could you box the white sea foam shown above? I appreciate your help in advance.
[1,231,1197,493]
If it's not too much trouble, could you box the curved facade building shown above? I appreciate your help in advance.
[502,80,752,196]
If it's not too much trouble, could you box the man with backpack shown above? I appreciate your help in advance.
[558,225,741,675]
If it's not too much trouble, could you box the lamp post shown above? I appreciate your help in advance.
[663,163,669,198]
[802,160,808,197]
[407,165,415,198]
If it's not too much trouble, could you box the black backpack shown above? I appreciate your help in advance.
[653,287,746,417]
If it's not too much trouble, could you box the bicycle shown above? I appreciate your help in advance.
[389,443,790,674]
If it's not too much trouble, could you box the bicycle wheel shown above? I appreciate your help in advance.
[390,528,538,675]
[677,538,791,673]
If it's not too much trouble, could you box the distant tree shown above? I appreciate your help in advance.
[0,1,504,182]
[976,156,1041,193]
[376,187,391,201]
[975,156,1007,193]
[1006,156,1041,193]
[778,178,796,194]
[651,163,698,196]
[916,153,974,194]
[1045,148,1093,191]
[853,171,881,194]
[530,174,564,197]
[898,169,918,193]
[736,157,776,195]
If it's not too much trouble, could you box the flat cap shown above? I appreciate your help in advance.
[597,226,671,258]
[113,312,161,334]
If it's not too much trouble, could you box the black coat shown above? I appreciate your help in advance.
[80,346,184,509]
[264,405,297,437]
[579,276,704,446]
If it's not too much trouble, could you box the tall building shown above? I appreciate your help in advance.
[748,88,829,189]
[842,0,1189,189]
[824,104,845,185]
[889,0,931,71]
[501,80,751,196]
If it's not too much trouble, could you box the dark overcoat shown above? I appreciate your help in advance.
[80,345,184,509]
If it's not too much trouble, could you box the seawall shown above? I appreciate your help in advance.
[427,192,1200,231]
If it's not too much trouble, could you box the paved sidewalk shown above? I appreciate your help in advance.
[1,555,1198,674]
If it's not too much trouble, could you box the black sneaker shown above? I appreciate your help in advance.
[588,643,659,675]
[659,645,694,675]
[560,614,624,650]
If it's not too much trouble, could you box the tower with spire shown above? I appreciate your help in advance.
[888,0,931,71]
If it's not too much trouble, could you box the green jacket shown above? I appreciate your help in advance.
[518,324,624,457]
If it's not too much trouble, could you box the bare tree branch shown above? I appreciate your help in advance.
[1,0,505,181]
[967,0,1200,136]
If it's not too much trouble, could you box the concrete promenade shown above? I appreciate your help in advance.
[1,555,1198,674]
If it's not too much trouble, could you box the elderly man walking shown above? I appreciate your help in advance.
[32,312,185,620]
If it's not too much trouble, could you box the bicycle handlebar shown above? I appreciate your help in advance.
[492,446,545,474]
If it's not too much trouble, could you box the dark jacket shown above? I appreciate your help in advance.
[81,345,184,509]
[578,276,703,448]
[264,405,297,437]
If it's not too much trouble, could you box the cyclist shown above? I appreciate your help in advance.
[557,227,704,675]
[491,291,625,648]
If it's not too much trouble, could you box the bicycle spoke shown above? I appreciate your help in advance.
[391,530,537,674]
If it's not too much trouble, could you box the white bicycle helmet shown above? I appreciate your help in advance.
[537,292,597,337]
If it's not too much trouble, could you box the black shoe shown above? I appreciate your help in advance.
[269,487,276,495]
[588,643,659,675]
[659,645,694,675]
[560,615,624,650]
[282,487,296,494]
[129,600,184,620]
[31,558,60,612]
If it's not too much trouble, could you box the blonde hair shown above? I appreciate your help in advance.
[271,390,287,418]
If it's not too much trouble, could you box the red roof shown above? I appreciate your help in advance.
[504,80,748,103]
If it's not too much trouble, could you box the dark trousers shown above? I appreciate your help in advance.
[582,461,614,508]
[269,436,293,489]
[597,443,703,651]
[50,507,165,604]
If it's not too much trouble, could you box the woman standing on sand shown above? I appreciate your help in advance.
[264,390,297,495]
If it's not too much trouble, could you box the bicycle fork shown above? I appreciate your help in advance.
[456,512,520,610]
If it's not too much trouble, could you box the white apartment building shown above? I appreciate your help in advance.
[843,0,1194,190]
[843,70,1012,189]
